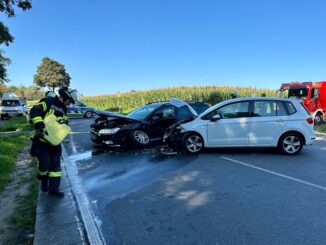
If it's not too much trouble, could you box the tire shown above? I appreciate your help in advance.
[183,133,204,154]
[314,113,323,125]
[84,111,93,118]
[278,132,304,155]
[130,130,150,147]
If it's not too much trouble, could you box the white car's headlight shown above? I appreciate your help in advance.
[99,128,120,135]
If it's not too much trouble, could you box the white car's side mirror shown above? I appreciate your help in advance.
[210,114,221,122]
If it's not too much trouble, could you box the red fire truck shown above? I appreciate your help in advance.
[280,81,326,124]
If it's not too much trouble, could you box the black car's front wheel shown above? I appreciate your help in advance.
[130,130,150,147]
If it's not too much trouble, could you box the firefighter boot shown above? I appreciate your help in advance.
[41,178,49,193]
[48,190,65,197]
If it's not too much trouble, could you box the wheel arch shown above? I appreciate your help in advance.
[313,109,324,117]
[183,131,206,147]
[277,130,306,146]
[313,110,324,124]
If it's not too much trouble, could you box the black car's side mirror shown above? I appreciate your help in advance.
[210,114,221,122]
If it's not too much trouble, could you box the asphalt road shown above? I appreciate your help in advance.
[64,118,326,245]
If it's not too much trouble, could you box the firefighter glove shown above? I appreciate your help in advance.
[35,128,46,138]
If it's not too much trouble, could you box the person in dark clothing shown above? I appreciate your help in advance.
[30,87,78,197]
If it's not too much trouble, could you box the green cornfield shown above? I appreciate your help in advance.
[82,86,278,112]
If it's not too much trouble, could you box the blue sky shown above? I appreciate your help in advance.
[3,0,326,95]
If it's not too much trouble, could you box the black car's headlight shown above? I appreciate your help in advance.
[98,128,120,135]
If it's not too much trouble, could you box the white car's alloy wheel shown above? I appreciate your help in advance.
[186,135,203,153]
[282,135,301,154]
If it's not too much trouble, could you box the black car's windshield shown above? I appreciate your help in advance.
[288,88,308,99]
[128,104,162,120]
[1,100,21,107]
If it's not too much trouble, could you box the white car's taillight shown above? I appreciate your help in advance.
[306,117,314,124]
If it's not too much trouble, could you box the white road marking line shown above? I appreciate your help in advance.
[220,156,326,192]
[69,131,89,135]
[69,133,78,154]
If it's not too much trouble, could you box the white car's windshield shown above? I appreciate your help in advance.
[1,100,21,107]
[128,104,162,120]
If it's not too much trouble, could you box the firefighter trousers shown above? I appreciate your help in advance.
[31,139,62,191]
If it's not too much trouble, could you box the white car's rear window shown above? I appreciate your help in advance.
[298,102,311,115]
[282,101,297,115]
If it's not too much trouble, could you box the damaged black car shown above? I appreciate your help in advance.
[90,99,209,148]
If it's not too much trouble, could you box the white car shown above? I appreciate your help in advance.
[179,97,315,155]
[0,93,24,120]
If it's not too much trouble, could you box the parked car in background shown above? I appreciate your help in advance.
[0,93,24,120]
[90,98,209,147]
[67,100,95,118]
[165,97,315,155]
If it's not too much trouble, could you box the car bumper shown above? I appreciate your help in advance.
[1,112,23,117]
[163,130,185,150]
[306,136,315,145]
[90,129,122,147]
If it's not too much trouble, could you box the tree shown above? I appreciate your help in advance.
[0,23,13,84]
[0,22,14,46]
[0,84,44,100]
[0,0,32,17]
[0,50,11,83]
[0,0,32,84]
[34,57,71,91]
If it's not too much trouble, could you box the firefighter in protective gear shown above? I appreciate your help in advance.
[30,87,78,197]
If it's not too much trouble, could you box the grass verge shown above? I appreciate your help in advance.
[0,134,31,192]
[11,161,38,229]
[0,116,31,132]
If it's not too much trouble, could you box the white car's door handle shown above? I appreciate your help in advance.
[276,119,285,122]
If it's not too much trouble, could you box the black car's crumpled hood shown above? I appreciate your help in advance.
[94,110,140,122]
